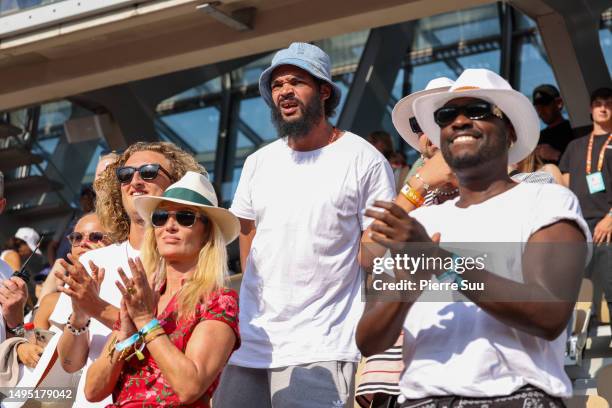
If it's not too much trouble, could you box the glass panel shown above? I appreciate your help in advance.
[0,0,65,16]
[414,4,500,50]
[238,96,276,141]
[38,100,72,139]
[316,30,370,73]
[516,34,557,98]
[231,53,274,89]
[600,9,612,74]
[515,12,536,30]
[81,142,110,185]
[157,78,221,112]
[159,107,220,153]
[411,62,458,93]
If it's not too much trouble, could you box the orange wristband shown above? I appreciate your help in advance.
[400,184,425,207]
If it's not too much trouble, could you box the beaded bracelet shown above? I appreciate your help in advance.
[66,314,90,336]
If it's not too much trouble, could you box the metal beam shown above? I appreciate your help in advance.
[510,0,611,130]
[337,21,417,137]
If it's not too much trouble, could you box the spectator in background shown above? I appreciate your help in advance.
[533,84,575,165]
[560,86,612,325]
[389,151,411,193]
[47,152,118,266]
[94,152,119,181]
[34,212,112,322]
[0,227,46,306]
[48,186,96,265]
[367,130,394,160]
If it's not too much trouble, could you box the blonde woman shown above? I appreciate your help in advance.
[85,171,240,407]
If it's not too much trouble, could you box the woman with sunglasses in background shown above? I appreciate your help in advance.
[84,171,240,407]
[34,212,112,330]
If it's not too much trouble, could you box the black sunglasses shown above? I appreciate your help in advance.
[116,164,173,184]
[409,117,423,134]
[151,209,208,228]
[433,102,504,127]
[67,232,107,246]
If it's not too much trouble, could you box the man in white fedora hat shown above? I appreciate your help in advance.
[357,68,591,407]
[214,42,396,408]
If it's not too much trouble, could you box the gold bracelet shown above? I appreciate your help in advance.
[144,329,166,345]
[106,336,118,360]
[400,184,425,207]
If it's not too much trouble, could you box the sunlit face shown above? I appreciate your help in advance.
[120,151,174,221]
[591,97,612,126]
[269,65,330,138]
[71,213,110,259]
[439,97,516,170]
[153,202,209,262]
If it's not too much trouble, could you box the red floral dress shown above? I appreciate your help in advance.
[107,287,240,407]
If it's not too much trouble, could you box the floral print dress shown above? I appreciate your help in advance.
[108,287,240,407]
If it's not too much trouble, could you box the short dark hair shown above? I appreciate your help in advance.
[590,87,612,104]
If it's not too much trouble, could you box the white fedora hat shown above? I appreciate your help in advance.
[392,77,455,151]
[413,69,539,165]
[134,171,239,245]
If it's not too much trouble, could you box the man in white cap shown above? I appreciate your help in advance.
[215,42,396,408]
[357,69,590,407]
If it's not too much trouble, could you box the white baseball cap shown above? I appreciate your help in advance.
[15,227,42,254]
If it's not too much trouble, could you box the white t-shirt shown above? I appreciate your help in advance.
[49,241,139,408]
[229,132,396,368]
[399,182,591,399]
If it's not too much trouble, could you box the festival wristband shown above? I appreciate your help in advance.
[115,318,161,351]
[400,184,425,207]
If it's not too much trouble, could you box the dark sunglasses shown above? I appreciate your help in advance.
[409,117,423,134]
[116,164,173,184]
[433,102,504,127]
[67,232,107,246]
[151,209,208,228]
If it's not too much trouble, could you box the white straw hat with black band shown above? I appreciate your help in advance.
[134,171,239,245]
[412,69,539,165]
[392,77,455,151]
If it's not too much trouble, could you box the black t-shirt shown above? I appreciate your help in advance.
[538,120,575,161]
[559,133,612,223]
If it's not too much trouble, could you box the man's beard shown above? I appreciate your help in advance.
[271,94,323,140]
[441,132,508,170]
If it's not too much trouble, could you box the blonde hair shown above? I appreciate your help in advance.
[141,214,228,320]
[94,142,205,242]
[516,151,544,173]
